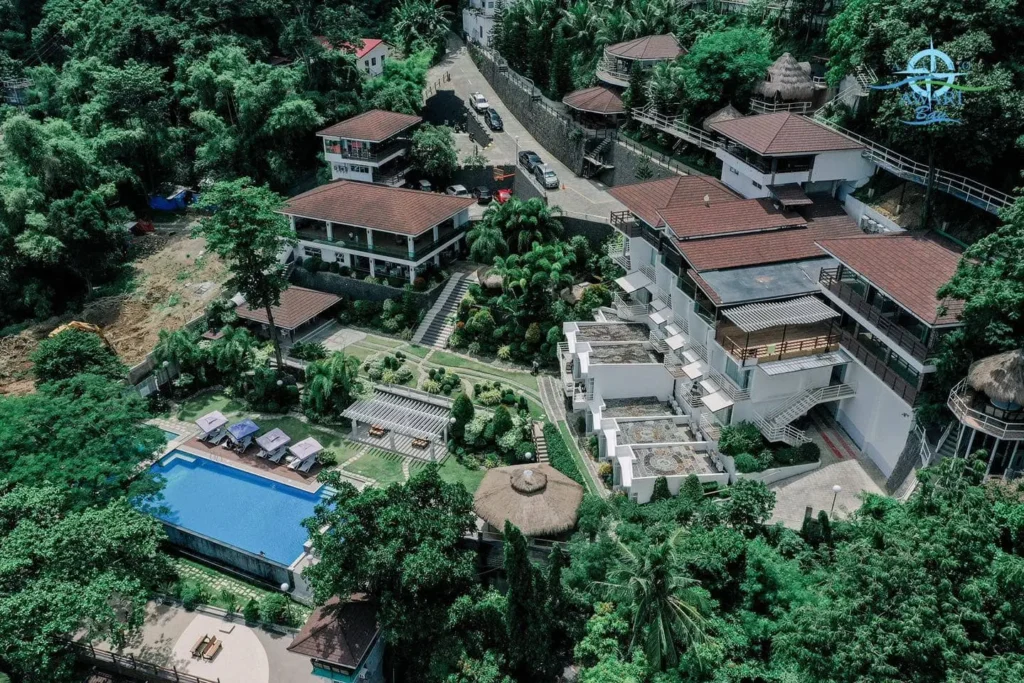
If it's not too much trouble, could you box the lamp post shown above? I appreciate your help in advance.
[830,484,842,518]
[513,135,519,194]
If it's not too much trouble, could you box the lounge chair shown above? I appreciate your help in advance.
[288,457,303,470]
[298,457,316,473]
[204,426,228,445]
[268,449,287,463]
[192,635,211,659]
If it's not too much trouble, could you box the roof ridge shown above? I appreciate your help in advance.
[763,112,795,152]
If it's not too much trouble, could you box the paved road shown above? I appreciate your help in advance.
[429,38,626,221]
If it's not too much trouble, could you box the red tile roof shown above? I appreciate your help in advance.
[677,198,862,271]
[658,198,806,240]
[608,176,739,226]
[816,233,964,325]
[710,113,863,155]
[318,110,421,142]
[688,269,723,304]
[605,34,684,60]
[283,181,474,236]
[289,595,379,670]
[317,37,388,59]
[562,86,625,115]
[235,286,341,331]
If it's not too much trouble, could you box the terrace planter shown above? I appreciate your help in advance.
[734,459,821,485]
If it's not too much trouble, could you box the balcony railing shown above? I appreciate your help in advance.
[324,140,408,162]
[948,379,1024,440]
[838,328,919,404]
[719,329,839,362]
[610,210,641,237]
[296,224,465,261]
[705,368,751,402]
[819,268,933,362]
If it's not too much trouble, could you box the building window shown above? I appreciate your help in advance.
[380,55,385,63]
[364,59,370,67]
[349,164,371,174]
[724,356,751,389]
[332,163,347,174]
[729,166,739,175]
[303,247,322,258]
[371,57,377,66]
[752,181,763,189]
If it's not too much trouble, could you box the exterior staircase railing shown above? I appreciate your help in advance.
[756,383,856,444]
[630,106,722,152]
[614,294,647,320]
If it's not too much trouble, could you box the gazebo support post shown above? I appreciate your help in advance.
[965,428,977,459]
[1006,441,1021,480]
[986,438,1001,475]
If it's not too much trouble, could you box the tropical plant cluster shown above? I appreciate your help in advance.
[422,366,462,395]
[334,286,426,339]
[448,392,533,468]
[718,421,821,474]
[363,352,415,386]
[543,422,585,486]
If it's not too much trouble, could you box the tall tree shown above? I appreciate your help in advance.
[194,178,296,368]
[467,221,508,265]
[479,197,563,254]
[301,351,361,420]
[411,124,459,181]
[31,328,126,384]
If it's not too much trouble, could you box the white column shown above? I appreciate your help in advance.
[433,225,439,240]
[366,230,374,249]
[409,267,416,284]
[986,438,1000,475]
[407,235,415,259]
[342,251,351,267]
[289,215,296,232]
[434,254,440,266]
[326,221,334,241]
[369,258,376,276]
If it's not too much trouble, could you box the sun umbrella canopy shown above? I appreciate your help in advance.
[256,428,290,451]
[967,350,1024,406]
[228,419,260,440]
[196,411,227,433]
[289,437,324,461]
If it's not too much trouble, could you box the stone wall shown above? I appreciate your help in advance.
[451,165,515,192]
[599,139,682,186]
[561,216,613,248]
[290,267,447,311]
[513,165,548,203]
[469,45,588,174]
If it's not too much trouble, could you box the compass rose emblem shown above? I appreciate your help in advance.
[893,41,966,104]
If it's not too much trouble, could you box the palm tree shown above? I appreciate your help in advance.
[153,328,205,379]
[389,0,452,56]
[598,530,709,671]
[302,351,361,419]
[484,198,563,254]
[561,0,604,50]
[209,326,257,375]
[467,220,508,265]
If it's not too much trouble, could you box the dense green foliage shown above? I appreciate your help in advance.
[302,351,362,421]
[411,123,459,180]
[0,483,170,681]
[31,328,127,383]
[543,422,584,485]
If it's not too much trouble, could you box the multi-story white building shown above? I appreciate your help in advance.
[318,110,421,186]
[281,180,474,284]
[317,37,392,76]
[463,0,502,46]
[562,155,963,500]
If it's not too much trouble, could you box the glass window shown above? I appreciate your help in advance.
[371,57,377,66]
[364,59,370,67]
[303,247,322,258]
[724,356,751,389]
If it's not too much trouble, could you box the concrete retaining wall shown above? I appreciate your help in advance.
[735,459,821,485]
[290,267,448,310]
[561,216,613,248]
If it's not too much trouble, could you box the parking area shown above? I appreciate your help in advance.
[428,37,626,220]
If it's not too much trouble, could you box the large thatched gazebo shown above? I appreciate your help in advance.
[755,53,815,103]
[473,463,584,538]
[967,350,1024,408]
[702,104,742,133]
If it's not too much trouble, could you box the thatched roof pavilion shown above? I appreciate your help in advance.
[756,53,814,102]
[968,350,1024,407]
[474,463,584,537]
[702,104,742,132]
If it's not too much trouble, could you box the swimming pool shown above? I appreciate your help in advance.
[162,430,180,442]
[150,451,331,565]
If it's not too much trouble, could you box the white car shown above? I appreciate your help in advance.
[534,164,559,189]
[445,184,471,198]
[469,92,489,113]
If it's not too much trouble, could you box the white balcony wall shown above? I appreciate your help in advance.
[811,149,874,187]
[588,364,674,401]
[748,365,834,404]
[835,358,914,476]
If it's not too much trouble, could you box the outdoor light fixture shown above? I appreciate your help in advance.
[830,484,842,517]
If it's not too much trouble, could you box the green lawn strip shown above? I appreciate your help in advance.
[427,351,540,393]
[406,457,487,494]
[343,344,382,362]
[343,448,407,486]
[360,334,405,349]
[177,393,247,422]
[403,344,432,359]
[173,558,311,620]
[555,421,599,496]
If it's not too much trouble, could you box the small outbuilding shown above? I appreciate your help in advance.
[288,594,384,683]
[473,463,584,538]
[234,286,341,344]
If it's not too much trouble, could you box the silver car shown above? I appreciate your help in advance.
[534,164,559,189]
[469,92,489,112]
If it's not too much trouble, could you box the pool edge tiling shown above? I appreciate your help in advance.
[149,451,331,566]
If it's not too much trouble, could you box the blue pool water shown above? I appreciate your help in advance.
[163,430,180,442]
[150,451,330,565]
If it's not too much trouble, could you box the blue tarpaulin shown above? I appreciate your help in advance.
[148,187,198,212]
[227,420,260,440]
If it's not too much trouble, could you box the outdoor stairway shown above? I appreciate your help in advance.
[605,233,630,270]
[532,422,549,463]
[630,106,721,153]
[412,274,469,349]
[582,137,615,178]
[755,383,857,446]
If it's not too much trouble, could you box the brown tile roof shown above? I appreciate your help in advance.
[562,86,625,115]
[769,183,814,206]
[235,286,341,331]
[284,181,475,236]
[710,113,863,155]
[608,176,739,226]
[816,233,964,325]
[289,595,380,670]
[678,197,862,271]
[318,109,422,142]
[687,269,722,304]
[605,34,684,60]
[658,198,806,240]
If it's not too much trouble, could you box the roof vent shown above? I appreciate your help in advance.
[703,194,710,207]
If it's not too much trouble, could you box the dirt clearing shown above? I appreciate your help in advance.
[0,227,228,395]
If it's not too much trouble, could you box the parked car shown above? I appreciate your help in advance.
[518,150,542,171]
[469,92,489,113]
[485,108,503,131]
[534,164,559,189]
[495,188,513,204]
[417,179,433,192]
[446,184,471,197]
[474,186,492,204]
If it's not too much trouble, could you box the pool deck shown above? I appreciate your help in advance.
[176,439,325,492]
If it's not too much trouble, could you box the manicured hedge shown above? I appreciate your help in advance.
[543,423,584,486]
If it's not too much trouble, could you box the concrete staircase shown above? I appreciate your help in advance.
[532,422,549,463]
[756,383,857,446]
[412,274,469,349]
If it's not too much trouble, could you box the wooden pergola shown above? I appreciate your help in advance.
[342,386,454,462]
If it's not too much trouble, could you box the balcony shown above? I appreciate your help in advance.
[605,239,630,270]
[948,379,1024,440]
[610,210,642,237]
[595,54,632,87]
[717,321,839,362]
[819,267,933,362]
[296,222,466,261]
[838,328,919,404]
[324,139,408,164]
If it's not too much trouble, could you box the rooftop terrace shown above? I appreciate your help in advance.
[603,397,674,418]
[631,446,715,478]
[574,323,650,343]
[618,418,694,444]
[588,344,659,364]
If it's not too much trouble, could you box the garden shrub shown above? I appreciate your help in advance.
[543,423,584,486]
[243,598,261,623]
[718,422,764,457]
[180,582,208,611]
[289,341,327,362]
[220,589,239,614]
[317,449,338,467]
[422,379,442,394]
[734,453,764,474]
[650,476,671,502]
[497,345,512,361]
[597,462,612,484]
[467,342,482,356]
[259,593,291,625]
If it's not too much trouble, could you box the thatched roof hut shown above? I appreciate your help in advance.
[474,463,584,537]
[967,350,1024,407]
[702,104,742,132]
[756,53,814,102]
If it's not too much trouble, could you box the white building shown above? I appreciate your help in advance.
[562,165,964,501]
[318,37,392,76]
[463,0,502,46]
[280,180,473,284]
[318,110,421,186]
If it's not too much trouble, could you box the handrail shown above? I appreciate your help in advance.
[754,412,810,445]
[69,641,221,683]
[720,331,839,362]
[947,379,1024,440]
[838,328,919,404]
[705,368,751,402]
[819,268,932,362]
[630,106,722,152]
[699,413,722,441]
[324,139,408,162]
[749,98,812,115]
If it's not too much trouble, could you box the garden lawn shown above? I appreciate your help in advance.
[429,351,540,393]
[403,344,432,359]
[435,457,487,494]
[177,393,247,422]
[343,448,407,486]
[174,558,311,621]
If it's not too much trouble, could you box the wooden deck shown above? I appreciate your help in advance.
[716,321,838,362]
[178,438,323,489]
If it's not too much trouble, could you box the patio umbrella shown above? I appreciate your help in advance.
[255,428,291,452]
[227,419,260,441]
[967,350,1024,406]
[289,437,324,462]
[473,464,584,537]
[195,411,227,433]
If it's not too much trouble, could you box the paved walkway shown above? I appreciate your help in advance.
[428,36,627,220]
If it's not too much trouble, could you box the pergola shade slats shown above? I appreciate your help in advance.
[723,295,838,333]
[342,388,453,443]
